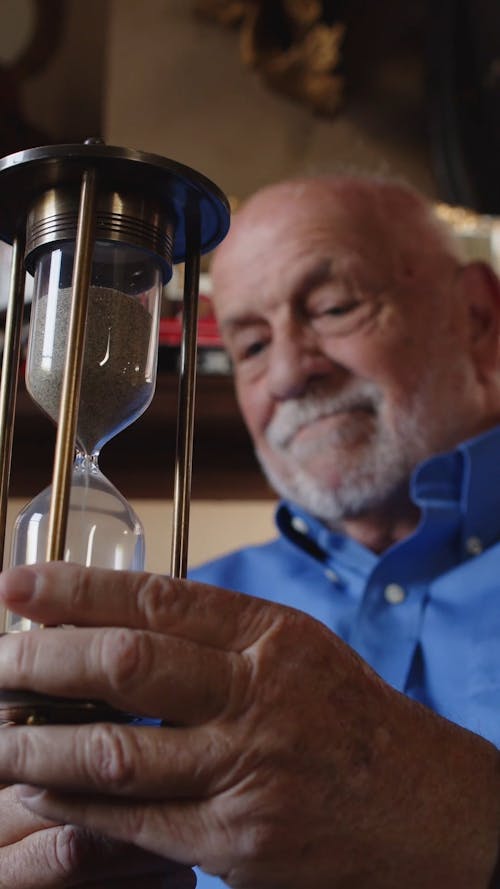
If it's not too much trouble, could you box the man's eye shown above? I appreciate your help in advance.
[322,299,360,316]
[308,294,376,336]
[242,340,266,359]
[231,337,268,364]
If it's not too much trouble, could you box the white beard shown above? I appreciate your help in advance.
[256,381,434,526]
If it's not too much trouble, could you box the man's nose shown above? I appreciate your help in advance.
[267,328,335,400]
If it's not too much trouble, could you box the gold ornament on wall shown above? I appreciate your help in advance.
[194,0,346,116]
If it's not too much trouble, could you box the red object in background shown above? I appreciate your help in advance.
[159,295,223,348]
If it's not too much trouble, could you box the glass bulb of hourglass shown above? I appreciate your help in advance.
[8,242,163,632]
[8,455,145,631]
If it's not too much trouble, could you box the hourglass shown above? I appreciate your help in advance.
[0,141,230,722]
[8,240,162,590]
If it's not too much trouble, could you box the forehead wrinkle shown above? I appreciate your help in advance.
[212,177,460,319]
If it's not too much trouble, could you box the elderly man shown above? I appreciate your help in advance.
[0,175,499,889]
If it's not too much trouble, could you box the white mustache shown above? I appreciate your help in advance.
[266,383,382,450]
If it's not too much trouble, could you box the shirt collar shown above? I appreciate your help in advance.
[412,423,500,554]
[276,423,500,563]
[276,501,377,575]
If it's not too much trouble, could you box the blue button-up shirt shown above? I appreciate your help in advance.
[189,425,500,888]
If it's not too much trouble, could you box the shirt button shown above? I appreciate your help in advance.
[465,535,483,556]
[291,516,309,535]
[384,583,406,605]
[324,568,339,583]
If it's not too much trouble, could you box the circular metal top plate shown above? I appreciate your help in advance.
[0,142,230,263]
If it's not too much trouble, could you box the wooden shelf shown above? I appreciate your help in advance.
[9,372,275,501]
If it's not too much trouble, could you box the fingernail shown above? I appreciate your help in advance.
[0,567,38,603]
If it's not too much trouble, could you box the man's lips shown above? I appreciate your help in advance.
[277,404,376,450]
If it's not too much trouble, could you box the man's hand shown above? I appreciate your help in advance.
[0,782,195,888]
[0,562,497,889]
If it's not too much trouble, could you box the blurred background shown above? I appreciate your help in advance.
[0,0,499,569]
[2,0,499,206]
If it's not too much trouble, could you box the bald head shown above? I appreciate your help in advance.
[212,175,461,299]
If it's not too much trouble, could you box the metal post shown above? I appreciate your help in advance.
[46,169,97,562]
[170,207,201,579]
[0,235,26,571]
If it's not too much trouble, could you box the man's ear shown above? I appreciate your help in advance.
[459,261,500,378]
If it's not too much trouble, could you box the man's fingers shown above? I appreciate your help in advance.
[0,825,79,889]
[0,821,180,888]
[0,783,57,845]
[16,788,221,874]
[0,627,243,724]
[0,563,273,650]
[0,724,235,798]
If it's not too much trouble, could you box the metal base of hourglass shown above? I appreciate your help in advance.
[1,454,146,726]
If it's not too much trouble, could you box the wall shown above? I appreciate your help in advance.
[5,498,277,574]
[21,0,109,143]
[104,0,436,200]
[0,0,109,147]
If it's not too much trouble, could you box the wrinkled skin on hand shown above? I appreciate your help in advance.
[0,563,497,889]
[0,781,195,888]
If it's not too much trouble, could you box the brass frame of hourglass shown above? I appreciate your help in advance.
[0,140,230,724]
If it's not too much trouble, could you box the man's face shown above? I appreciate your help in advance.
[211,185,477,526]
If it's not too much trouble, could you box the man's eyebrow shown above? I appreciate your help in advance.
[293,258,336,300]
[218,313,267,334]
[217,260,338,332]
